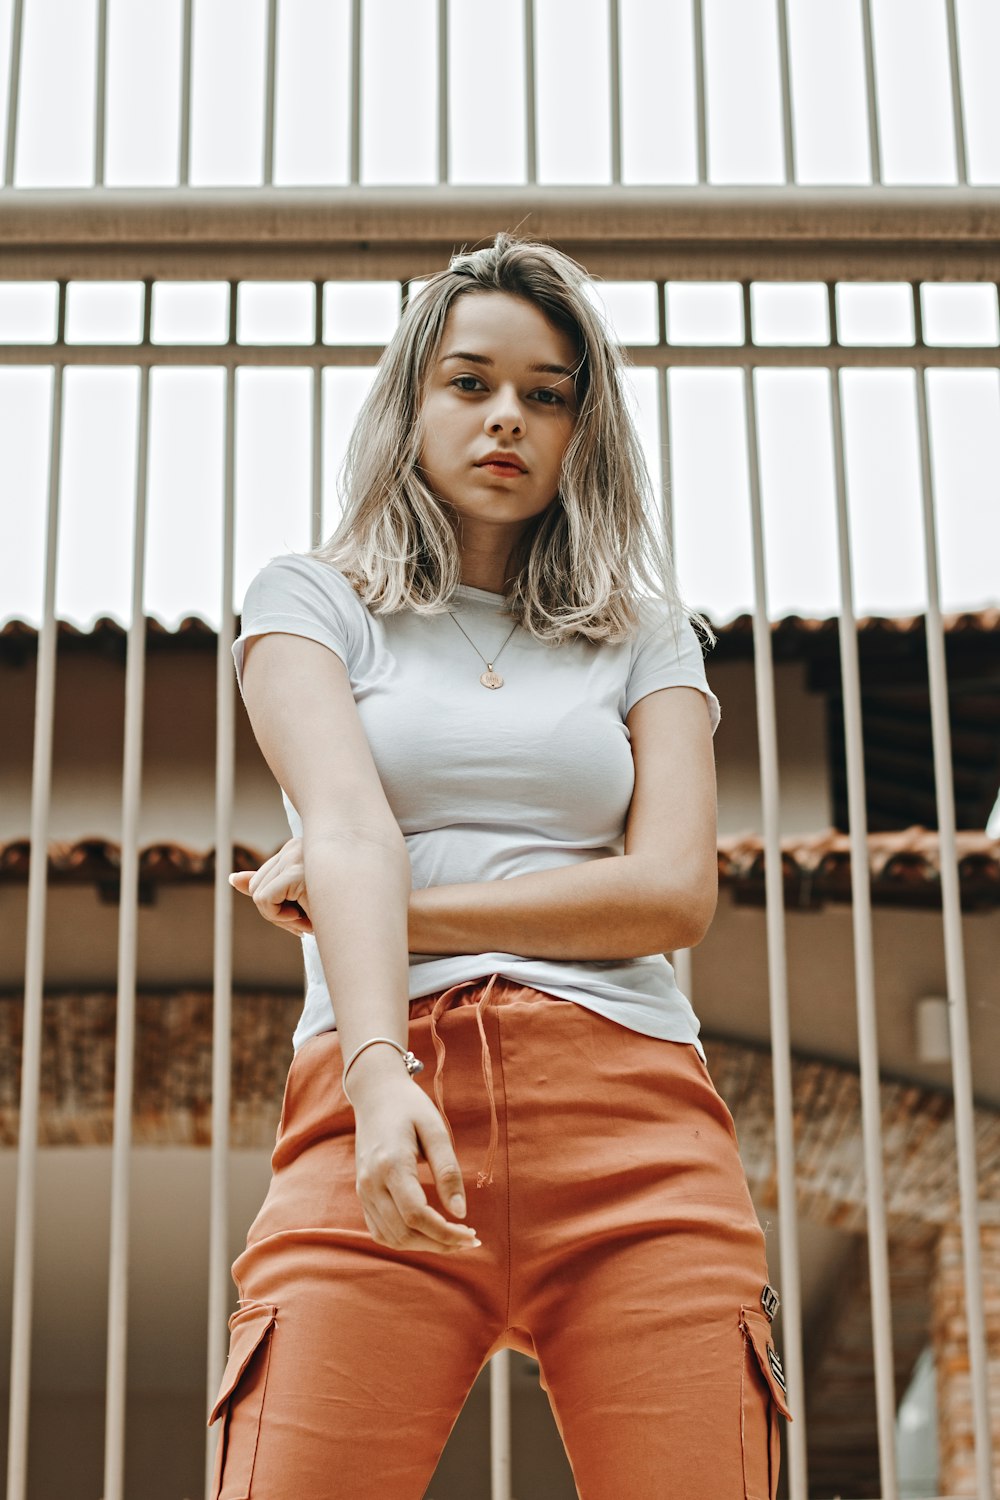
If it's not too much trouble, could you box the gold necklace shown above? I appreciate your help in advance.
[447,610,520,689]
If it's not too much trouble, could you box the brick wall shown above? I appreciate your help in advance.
[932,1219,1000,1496]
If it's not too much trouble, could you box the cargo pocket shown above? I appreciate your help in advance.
[207,1300,277,1500]
[739,1305,793,1500]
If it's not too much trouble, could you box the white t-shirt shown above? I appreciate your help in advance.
[232,553,721,1060]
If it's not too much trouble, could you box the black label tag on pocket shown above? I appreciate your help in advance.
[766,1344,786,1393]
[761,1283,780,1321]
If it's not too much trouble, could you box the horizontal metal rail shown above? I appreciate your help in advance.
[0,342,997,371]
[4,263,997,1500]
[1,187,1000,282]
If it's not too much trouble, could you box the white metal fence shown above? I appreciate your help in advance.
[2,250,997,1500]
[3,0,999,190]
[1,1,998,1497]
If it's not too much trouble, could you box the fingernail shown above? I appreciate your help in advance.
[451,1195,466,1214]
[469,1238,482,1248]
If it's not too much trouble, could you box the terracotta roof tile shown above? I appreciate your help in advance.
[1,828,997,909]
[1,606,999,657]
[719,607,1000,638]
[717,825,1000,909]
[0,612,218,654]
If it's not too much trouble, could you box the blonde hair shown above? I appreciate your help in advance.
[307,233,715,651]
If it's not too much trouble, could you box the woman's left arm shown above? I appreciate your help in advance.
[411,684,718,960]
[233,685,719,960]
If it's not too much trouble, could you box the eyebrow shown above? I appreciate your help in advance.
[440,351,577,380]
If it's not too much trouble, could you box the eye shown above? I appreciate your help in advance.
[447,374,569,406]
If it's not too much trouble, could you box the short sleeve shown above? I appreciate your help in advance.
[231,553,360,700]
[624,602,721,735]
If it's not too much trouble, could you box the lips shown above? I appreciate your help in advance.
[476,452,528,475]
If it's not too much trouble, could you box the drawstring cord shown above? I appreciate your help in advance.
[472,974,501,1188]
[428,973,501,1189]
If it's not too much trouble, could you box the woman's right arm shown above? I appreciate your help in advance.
[240,629,481,1255]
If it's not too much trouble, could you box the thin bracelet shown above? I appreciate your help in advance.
[342,1037,425,1103]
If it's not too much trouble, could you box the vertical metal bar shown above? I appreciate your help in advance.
[655,284,691,1011]
[912,288,996,1500]
[859,0,882,185]
[263,0,278,186]
[657,286,694,1005]
[740,323,809,1500]
[656,283,674,553]
[205,327,239,1499]
[827,350,899,1500]
[349,0,362,185]
[102,314,153,1500]
[437,0,449,184]
[608,0,622,185]
[5,294,66,1500]
[524,0,537,185]
[312,282,324,550]
[179,0,193,186]
[312,364,323,549]
[690,0,707,185]
[490,1349,512,1500]
[774,0,795,184]
[827,281,839,353]
[4,0,25,187]
[94,0,108,186]
[943,0,969,186]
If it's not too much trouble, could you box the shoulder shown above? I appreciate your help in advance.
[624,595,720,734]
[247,551,360,602]
[233,553,373,692]
[241,552,369,626]
[631,596,700,656]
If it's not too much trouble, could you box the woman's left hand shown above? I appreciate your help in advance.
[229,837,313,935]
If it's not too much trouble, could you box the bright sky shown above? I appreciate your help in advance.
[4,0,1000,187]
[1,0,999,635]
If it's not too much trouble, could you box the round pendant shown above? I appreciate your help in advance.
[480,669,504,689]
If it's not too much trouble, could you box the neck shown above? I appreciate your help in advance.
[458,552,512,596]
[453,517,527,596]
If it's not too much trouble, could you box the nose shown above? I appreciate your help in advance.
[483,382,525,437]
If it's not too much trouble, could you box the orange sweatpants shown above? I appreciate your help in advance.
[208,974,793,1499]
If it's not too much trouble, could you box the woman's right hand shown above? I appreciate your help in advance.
[232,842,477,1252]
[229,837,312,935]
[348,1057,483,1256]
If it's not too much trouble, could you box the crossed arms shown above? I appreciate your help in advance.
[233,638,719,961]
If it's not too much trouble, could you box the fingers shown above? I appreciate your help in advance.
[418,1115,467,1219]
[357,1151,479,1252]
[365,1179,481,1255]
[355,1125,481,1255]
[233,877,309,935]
[228,838,304,905]
[228,848,312,935]
[246,851,284,901]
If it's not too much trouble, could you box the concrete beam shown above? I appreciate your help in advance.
[2,185,1000,281]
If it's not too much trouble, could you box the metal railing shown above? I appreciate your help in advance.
[1,1,997,1495]
[2,251,997,1500]
[0,0,987,190]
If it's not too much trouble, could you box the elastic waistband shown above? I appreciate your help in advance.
[408,973,538,1022]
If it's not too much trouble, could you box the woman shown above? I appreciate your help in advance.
[213,233,792,1499]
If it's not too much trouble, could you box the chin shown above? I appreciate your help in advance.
[448,495,537,522]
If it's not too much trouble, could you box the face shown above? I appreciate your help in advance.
[416,291,580,548]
